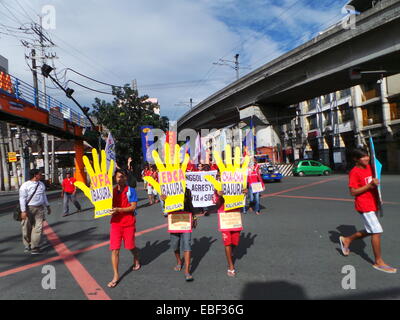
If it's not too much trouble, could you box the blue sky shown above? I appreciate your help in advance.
[0,0,349,121]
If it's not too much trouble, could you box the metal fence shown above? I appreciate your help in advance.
[1,73,90,128]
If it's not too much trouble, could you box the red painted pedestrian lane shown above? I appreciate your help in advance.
[42,221,111,300]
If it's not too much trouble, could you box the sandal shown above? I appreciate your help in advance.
[185,273,194,282]
[372,265,397,274]
[339,236,350,256]
[107,280,118,288]
[133,263,141,271]
[227,269,236,277]
[174,264,183,272]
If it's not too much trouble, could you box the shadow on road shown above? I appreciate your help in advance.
[116,240,170,285]
[241,280,400,300]
[328,225,374,264]
[139,240,170,266]
[241,281,308,300]
[191,236,217,273]
[234,232,257,262]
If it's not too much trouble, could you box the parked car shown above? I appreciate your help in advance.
[292,160,332,176]
[259,162,283,182]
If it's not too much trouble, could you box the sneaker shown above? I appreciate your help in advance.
[62,213,69,217]
[24,246,31,253]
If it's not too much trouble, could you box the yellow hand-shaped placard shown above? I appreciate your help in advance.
[205,144,250,211]
[74,149,114,219]
[144,143,190,213]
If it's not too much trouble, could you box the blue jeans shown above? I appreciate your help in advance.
[244,187,261,213]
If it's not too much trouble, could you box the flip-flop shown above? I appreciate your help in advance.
[107,280,118,288]
[133,264,141,271]
[174,264,183,272]
[185,274,194,282]
[227,269,236,277]
[372,265,397,274]
[339,236,350,256]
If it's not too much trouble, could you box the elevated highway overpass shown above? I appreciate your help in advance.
[178,0,400,130]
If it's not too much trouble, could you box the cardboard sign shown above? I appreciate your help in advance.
[168,211,192,233]
[74,149,114,219]
[218,211,243,232]
[143,143,190,213]
[186,171,217,207]
[250,182,264,193]
[205,145,249,211]
[221,171,246,210]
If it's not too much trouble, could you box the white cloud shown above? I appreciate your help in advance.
[0,0,347,121]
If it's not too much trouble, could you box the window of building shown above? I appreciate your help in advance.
[362,103,383,126]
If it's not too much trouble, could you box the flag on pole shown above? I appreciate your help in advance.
[140,126,154,163]
[194,133,201,164]
[369,135,383,217]
[105,132,116,175]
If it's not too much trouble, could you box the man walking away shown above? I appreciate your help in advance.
[61,171,82,217]
[19,169,51,255]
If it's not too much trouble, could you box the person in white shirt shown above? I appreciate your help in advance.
[19,169,51,255]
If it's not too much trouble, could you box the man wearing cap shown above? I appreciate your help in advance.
[61,171,82,217]
[19,169,51,255]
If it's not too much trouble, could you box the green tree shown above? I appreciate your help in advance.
[91,85,168,167]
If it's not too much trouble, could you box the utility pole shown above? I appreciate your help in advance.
[213,54,249,81]
[31,49,39,106]
[38,16,50,181]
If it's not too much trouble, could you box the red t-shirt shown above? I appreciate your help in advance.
[111,185,137,227]
[348,165,378,212]
[62,178,76,193]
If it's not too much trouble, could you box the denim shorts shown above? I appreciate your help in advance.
[170,232,192,252]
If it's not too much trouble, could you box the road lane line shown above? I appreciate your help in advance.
[275,194,399,205]
[0,223,167,284]
[42,221,111,300]
[261,177,339,198]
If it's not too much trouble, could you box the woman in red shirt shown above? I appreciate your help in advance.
[244,161,265,215]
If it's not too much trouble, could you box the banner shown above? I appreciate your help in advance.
[143,143,190,213]
[205,144,250,211]
[168,212,192,233]
[140,126,154,162]
[369,136,383,216]
[186,171,217,207]
[74,149,114,219]
[218,211,243,232]
[105,132,116,175]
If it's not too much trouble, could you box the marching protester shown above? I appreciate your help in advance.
[213,177,247,278]
[161,189,197,281]
[145,165,157,205]
[142,163,150,191]
[19,169,51,255]
[244,161,265,215]
[339,148,396,274]
[126,157,137,189]
[61,171,82,217]
[108,169,141,288]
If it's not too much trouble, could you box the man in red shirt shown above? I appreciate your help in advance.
[339,148,396,274]
[108,169,140,288]
[61,171,82,217]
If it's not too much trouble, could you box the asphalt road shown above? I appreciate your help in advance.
[1,174,400,300]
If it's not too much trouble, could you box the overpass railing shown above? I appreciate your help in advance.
[0,72,91,128]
